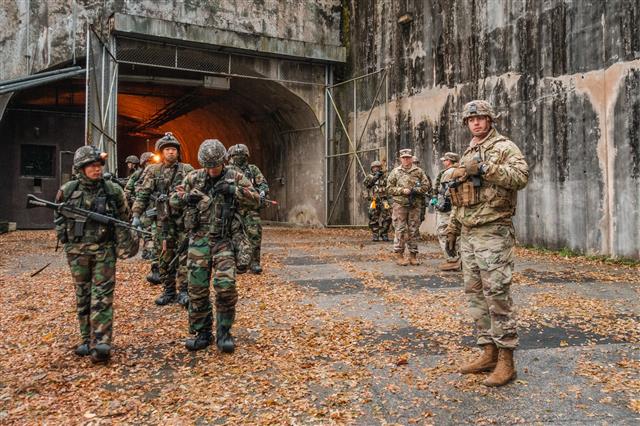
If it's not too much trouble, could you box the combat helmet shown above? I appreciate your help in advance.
[370,160,382,170]
[461,100,497,125]
[155,132,181,152]
[125,155,140,164]
[198,139,227,168]
[73,145,107,169]
[228,144,250,158]
[139,152,154,166]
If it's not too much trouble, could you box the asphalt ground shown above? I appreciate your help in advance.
[0,227,638,424]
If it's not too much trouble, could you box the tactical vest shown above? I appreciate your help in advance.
[57,179,119,244]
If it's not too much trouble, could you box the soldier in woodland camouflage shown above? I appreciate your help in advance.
[228,144,269,274]
[131,133,194,306]
[446,100,529,387]
[54,146,138,363]
[386,149,432,266]
[171,139,259,352]
[363,160,392,241]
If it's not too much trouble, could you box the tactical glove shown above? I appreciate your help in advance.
[445,232,458,258]
[450,167,467,180]
[220,182,237,196]
[131,214,142,229]
[259,191,266,206]
[429,197,438,206]
[186,192,203,207]
[464,157,485,176]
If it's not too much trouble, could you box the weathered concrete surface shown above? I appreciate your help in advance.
[336,0,640,258]
[1,228,638,423]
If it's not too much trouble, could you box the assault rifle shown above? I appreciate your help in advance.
[26,194,153,237]
[168,237,189,270]
[408,181,422,207]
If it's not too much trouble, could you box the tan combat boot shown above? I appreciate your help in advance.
[395,252,409,266]
[409,252,421,266]
[483,348,517,387]
[459,344,498,374]
[439,259,461,272]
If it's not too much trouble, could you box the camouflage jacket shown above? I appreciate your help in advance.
[54,174,133,255]
[363,171,390,201]
[386,165,432,207]
[131,161,194,217]
[124,168,143,205]
[448,128,529,233]
[229,162,269,213]
[170,167,260,239]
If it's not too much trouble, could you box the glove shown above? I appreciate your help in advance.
[464,158,485,176]
[259,191,266,205]
[375,171,383,179]
[450,167,467,180]
[429,197,438,206]
[445,232,458,258]
[186,192,203,207]
[220,182,236,195]
[131,214,142,229]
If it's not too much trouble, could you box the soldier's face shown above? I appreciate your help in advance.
[126,162,136,170]
[206,165,224,177]
[467,115,491,137]
[82,162,103,181]
[400,156,413,167]
[372,166,381,173]
[163,147,178,163]
[442,159,452,168]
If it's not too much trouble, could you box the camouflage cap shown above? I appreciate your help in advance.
[139,152,154,166]
[399,148,413,158]
[228,144,250,157]
[155,132,181,152]
[73,145,107,169]
[370,160,382,169]
[125,155,140,164]
[462,100,497,124]
[439,152,460,162]
[412,156,420,164]
[198,139,227,168]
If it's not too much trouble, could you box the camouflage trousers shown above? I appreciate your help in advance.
[392,204,421,254]
[368,202,391,237]
[66,247,116,346]
[242,209,262,265]
[437,211,459,262]
[187,236,238,333]
[157,221,188,294]
[461,221,518,349]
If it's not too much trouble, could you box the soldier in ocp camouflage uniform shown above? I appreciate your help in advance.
[430,152,461,271]
[446,100,529,387]
[228,144,269,274]
[363,160,391,241]
[387,149,432,266]
[412,156,428,223]
[55,146,138,363]
[131,133,194,306]
[171,139,259,352]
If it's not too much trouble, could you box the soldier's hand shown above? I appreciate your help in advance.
[402,188,411,195]
[450,167,467,180]
[429,197,438,206]
[175,184,185,197]
[131,214,142,229]
[220,182,237,195]
[464,158,485,176]
[445,233,457,258]
[186,192,203,207]
[259,191,266,205]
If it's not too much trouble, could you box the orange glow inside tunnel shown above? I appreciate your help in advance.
[117,93,265,168]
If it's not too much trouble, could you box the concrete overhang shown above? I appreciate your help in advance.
[111,13,346,64]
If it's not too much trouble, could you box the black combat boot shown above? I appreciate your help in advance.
[372,234,380,242]
[146,263,161,285]
[176,284,189,308]
[155,288,177,306]
[250,247,262,274]
[74,340,90,357]
[90,343,111,364]
[216,312,235,353]
[185,331,213,351]
[382,234,390,242]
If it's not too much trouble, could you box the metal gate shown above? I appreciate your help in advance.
[325,69,389,226]
[85,27,118,172]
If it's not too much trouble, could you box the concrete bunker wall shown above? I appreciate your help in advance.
[340,0,640,258]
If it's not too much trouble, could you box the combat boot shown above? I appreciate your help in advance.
[483,348,517,387]
[395,252,409,266]
[250,247,262,274]
[216,324,235,353]
[185,331,212,351]
[372,234,379,242]
[381,234,390,242]
[409,252,421,266]
[146,263,161,285]
[439,259,462,272]
[460,343,498,374]
[90,343,110,364]
[141,248,151,260]
[176,289,189,307]
[74,340,90,357]
[155,288,177,306]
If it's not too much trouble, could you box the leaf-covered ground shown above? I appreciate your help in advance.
[0,228,638,424]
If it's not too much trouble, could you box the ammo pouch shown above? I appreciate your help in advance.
[450,179,481,207]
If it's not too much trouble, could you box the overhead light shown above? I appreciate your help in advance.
[398,13,413,25]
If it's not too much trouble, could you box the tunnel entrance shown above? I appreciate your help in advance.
[1,26,336,228]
